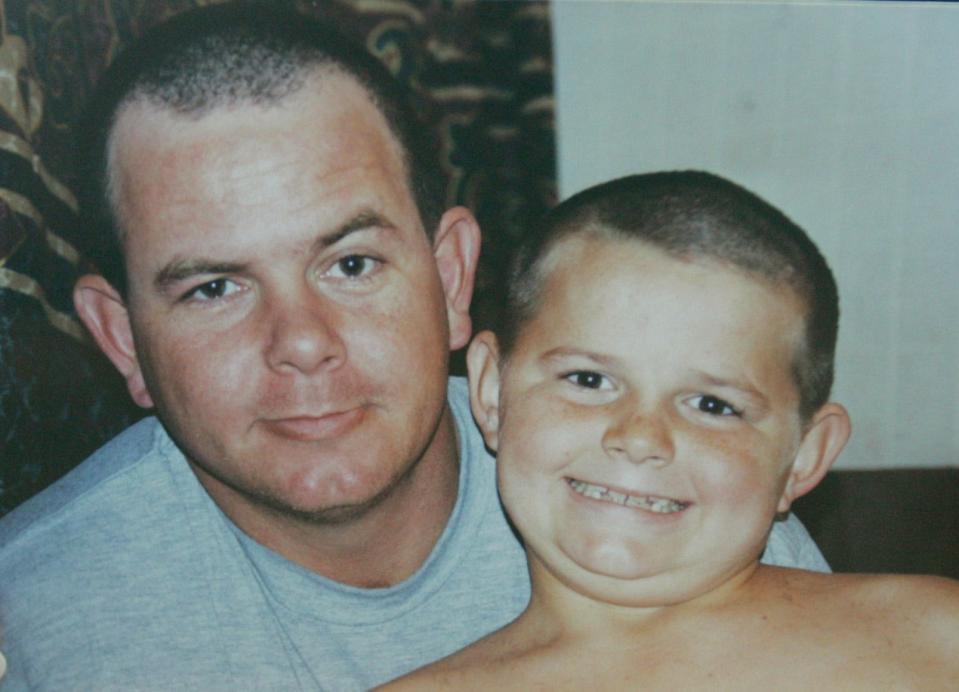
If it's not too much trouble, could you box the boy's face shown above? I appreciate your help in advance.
[469,235,842,605]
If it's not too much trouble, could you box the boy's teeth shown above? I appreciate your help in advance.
[567,478,687,513]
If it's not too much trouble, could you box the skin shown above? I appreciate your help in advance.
[380,234,959,690]
[383,568,959,690]
[473,235,839,607]
[74,71,481,587]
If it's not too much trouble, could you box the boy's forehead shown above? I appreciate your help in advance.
[536,231,809,354]
[525,234,808,408]
[536,232,673,292]
[543,231,802,303]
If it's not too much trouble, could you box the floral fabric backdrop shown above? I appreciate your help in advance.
[0,0,555,515]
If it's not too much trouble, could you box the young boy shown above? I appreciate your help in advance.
[381,171,959,689]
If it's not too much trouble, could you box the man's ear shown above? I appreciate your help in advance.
[466,330,502,452]
[432,206,481,351]
[73,275,154,409]
[778,402,851,513]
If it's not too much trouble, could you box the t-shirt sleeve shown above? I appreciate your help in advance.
[761,512,831,572]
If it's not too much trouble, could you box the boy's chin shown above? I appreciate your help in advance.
[537,543,760,609]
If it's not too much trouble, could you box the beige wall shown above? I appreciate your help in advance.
[553,0,959,469]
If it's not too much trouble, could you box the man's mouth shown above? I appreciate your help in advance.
[262,408,365,442]
[566,478,689,514]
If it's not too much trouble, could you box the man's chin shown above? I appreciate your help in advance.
[268,495,389,526]
[257,467,416,527]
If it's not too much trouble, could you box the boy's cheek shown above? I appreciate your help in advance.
[504,420,578,471]
[695,449,781,505]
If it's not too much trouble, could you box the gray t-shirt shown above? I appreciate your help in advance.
[0,378,826,690]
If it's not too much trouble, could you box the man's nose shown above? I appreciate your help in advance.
[264,289,346,374]
[601,405,675,468]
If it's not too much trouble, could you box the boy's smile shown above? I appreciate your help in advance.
[470,234,818,606]
[566,478,690,514]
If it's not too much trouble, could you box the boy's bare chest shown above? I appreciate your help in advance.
[459,602,929,691]
[470,630,922,691]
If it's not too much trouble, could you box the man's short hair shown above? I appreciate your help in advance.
[501,171,839,423]
[77,2,444,296]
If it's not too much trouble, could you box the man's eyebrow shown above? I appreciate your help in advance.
[154,260,249,292]
[313,210,397,252]
[153,211,397,293]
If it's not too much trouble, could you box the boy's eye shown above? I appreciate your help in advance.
[564,371,611,390]
[689,395,740,417]
[184,278,241,302]
[327,254,380,279]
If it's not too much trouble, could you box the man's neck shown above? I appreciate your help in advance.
[191,407,461,588]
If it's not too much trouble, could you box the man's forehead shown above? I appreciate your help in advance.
[107,70,409,209]
[112,68,384,139]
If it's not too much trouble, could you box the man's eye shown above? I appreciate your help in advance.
[184,278,240,302]
[328,255,379,279]
[689,395,740,417]
[564,371,610,390]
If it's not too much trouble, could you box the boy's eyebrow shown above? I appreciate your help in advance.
[693,370,770,406]
[153,209,397,292]
[537,352,772,405]
[539,347,619,368]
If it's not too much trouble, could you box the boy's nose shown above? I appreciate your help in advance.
[601,408,675,467]
[264,291,346,374]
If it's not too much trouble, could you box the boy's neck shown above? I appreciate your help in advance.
[520,553,765,642]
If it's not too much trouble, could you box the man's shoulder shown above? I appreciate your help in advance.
[763,512,830,572]
[447,375,469,407]
[0,417,221,686]
[0,417,165,552]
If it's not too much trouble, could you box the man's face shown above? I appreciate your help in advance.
[108,73,463,521]
[471,236,811,606]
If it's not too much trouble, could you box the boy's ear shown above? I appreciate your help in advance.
[73,275,154,409]
[466,330,502,451]
[432,206,481,351]
[778,403,851,513]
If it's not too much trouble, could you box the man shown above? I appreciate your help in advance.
[0,5,829,689]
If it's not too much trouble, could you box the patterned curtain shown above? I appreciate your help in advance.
[0,0,556,515]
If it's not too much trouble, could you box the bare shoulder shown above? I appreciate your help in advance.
[829,572,959,614]
[855,574,959,683]
[377,623,535,691]
[376,648,494,691]
[856,573,959,637]
[376,667,466,691]
[777,569,959,680]
[376,649,532,692]
[775,568,959,622]
[378,664,530,692]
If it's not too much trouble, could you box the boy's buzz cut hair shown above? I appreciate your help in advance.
[76,1,443,297]
[502,171,839,423]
